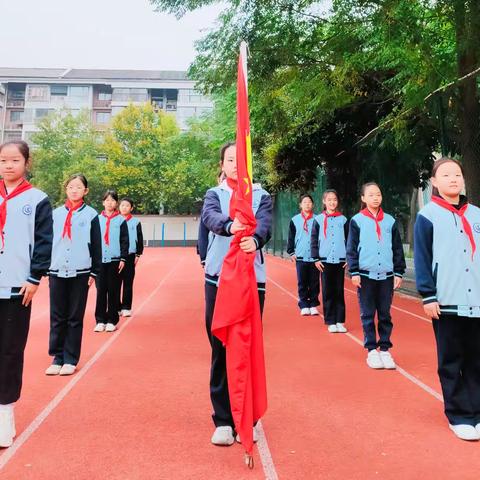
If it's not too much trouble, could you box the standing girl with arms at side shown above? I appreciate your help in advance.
[287,195,320,316]
[118,197,143,317]
[311,190,348,333]
[201,142,272,446]
[94,190,128,333]
[0,141,52,448]
[415,158,480,441]
[347,182,405,370]
[46,174,101,376]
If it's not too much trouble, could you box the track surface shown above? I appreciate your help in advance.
[0,248,479,479]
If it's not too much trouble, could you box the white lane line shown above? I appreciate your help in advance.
[267,256,432,324]
[0,261,181,472]
[267,276,443,403]
[256,420,279,480]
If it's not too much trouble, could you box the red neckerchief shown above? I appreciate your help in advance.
[62,200,84,240]
[432,195,476,259]
[360,207,384,240]
[323,211,342,238]
[226,177,238,220]
[123,214,133,222]
[101,210,120,245]
[0,179,33,248]
[301,211,313,233]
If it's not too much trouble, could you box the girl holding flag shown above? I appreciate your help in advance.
[414,158,480,441]
[287,194,320,316]
[0,140,52,448]
[94,190,128,333]
[311,189,348,332]
[118,197,143,317]
[347,182,405,370]
[201,141,272,447]
[45,174,101,376]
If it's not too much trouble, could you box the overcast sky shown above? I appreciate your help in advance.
[0,0,223,71]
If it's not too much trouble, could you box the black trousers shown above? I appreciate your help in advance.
[120,254,136,310]
[0,298,31,404]
[205,281,265,428]
[296,261,320,309]
[320,262,346,325]
[49,275,90,366]
[95,262,121,325]
[357,277,394,351]
[433,314,480,426]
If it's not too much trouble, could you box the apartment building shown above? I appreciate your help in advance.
[0,68,214,143]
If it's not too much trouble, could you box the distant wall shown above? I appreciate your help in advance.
[136,215,200,247]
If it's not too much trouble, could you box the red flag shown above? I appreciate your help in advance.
[211,41,267,463]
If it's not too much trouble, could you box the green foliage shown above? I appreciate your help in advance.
[150,0,480,208]
[31,104,219,214]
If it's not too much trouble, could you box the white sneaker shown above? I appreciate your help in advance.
[122,309,132,317]
[45,364,62,376]
[379,351,396,369]
[327,324,338,333]
[235,426,259,444]
[105,323,117,332]
[336,323,347,333]
[0,411,13,448]
[10,411,15,438]
[94,323,106,332]
[366,350,384,369]
[300,308,311,316]
[59,364,76,376]
[449,424,480,441]
[118,311,123,316]
[476,423,480,435]
[309,307,320,316]
[211,426,234,446]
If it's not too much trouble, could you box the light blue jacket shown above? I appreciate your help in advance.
[414,198,480,317]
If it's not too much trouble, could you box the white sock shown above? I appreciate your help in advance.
[0,403,14,413]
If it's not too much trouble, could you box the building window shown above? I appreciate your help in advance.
[10,89,25,100]
[96,112,111,124]
[98,92,112,101]
[26,85,49,101]
[112,88,148,103]
[35,108,53,120]
[69,86,90,99]
[51,85,68,96]
[4,132,22,141]
[10,111,24,122]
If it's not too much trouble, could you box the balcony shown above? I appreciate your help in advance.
[7,98,25,108]
[5,121,23,130]
[93,98,112,109]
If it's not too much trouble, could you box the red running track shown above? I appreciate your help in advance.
[0,248,479,479]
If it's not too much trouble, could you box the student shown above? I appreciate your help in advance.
[118,197,143,317]
[414,158,480,441]
[0,140,52,448]
[311,189,348,333]
[346,182,405,370]
[287,195,320,316]
[94,190,128,333]
[201,142,272,447]
[46,174,101,376]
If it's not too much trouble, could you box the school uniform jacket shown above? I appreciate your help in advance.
[414,197,480,317]
[287,214,316,262]
[0,187,53,299]
[49,204,102,278]
[311,213,348,264]
[98,214,129,263]
[347,211,405,280]
[201,181,272,286]
[125,217,144,256]
[197,218,210,266]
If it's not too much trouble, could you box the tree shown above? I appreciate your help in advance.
[31,110,106,209]
[150,0,480,206]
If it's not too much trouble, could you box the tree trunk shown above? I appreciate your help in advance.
[455,0,480,204]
